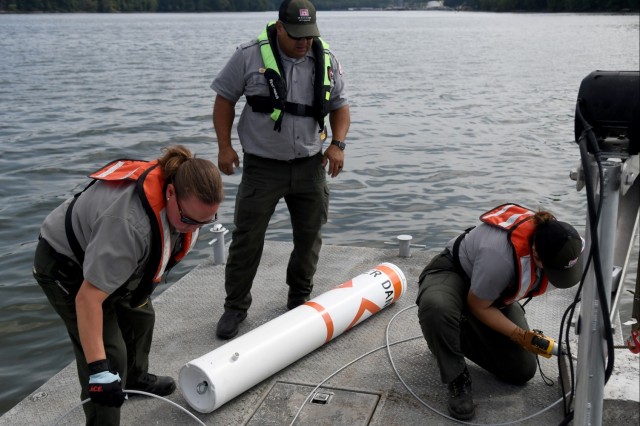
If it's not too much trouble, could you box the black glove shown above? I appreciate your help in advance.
[87,359,126,407]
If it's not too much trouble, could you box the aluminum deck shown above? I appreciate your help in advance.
[2,241,638,425]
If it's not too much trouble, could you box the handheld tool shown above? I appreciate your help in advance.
[528,329,561,358]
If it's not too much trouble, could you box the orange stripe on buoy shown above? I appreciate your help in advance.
[304,301,334,343]
[376,264,403,303]
[335,279,353,289]
[346,298,381,331]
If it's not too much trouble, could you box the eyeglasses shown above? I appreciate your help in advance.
[286,31,313,41]
[176,198,217,226]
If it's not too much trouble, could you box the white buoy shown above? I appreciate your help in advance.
[179,262,407,413]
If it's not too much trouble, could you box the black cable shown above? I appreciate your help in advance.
[576,100,616,383]
[558,296,579,415]
[537,354,555,386]
[557,410,574,426]
[557,245,594,418]
[557,101,619,425]
[557,129,595,424]
[557,256,596,419]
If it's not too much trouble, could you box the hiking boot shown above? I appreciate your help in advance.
[126,373,176,397]
[286,296,310,310]
[216,310,247,339]
[447,368,475,420]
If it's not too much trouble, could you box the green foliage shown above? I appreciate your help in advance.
[5,0,278,11]
[459,0,639,10]
[2,0,638,12]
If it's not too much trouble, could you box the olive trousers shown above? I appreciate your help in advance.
[416,250,537,385]
[34,237,155,426]
[223,152,329,312]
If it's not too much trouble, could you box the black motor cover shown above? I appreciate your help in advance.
[574,70,639,155]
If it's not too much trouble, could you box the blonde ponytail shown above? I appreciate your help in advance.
[157,145,224,204]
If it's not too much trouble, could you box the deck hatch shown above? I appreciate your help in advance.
[246,381,380,425]
[311,391,332,404]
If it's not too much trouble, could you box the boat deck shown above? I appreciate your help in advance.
[2,241,638,425]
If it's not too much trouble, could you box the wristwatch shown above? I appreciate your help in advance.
[330,139,346,150]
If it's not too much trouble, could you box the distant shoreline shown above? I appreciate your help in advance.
[1,9,638,14]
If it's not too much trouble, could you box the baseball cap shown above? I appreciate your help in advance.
[534,220,585,289]
[279,0,320,38]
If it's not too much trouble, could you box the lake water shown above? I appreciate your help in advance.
[0,11,638,417]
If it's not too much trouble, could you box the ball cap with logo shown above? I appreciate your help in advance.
[534,220,585,289]
[279,0,320,38]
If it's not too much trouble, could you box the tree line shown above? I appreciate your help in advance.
[1,0,638,13]
[456,0,638,11]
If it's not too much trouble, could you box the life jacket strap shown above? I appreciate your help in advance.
[451,226,475,280]
[246,95,315,117]
[64,180,98,266]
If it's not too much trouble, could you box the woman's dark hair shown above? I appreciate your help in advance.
[532,210,556,226]
[157,145,224,204]
[529,210,556,249]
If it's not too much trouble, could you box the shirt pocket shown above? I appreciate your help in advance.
[245,71,270,97]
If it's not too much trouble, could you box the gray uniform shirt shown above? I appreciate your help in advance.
[447,223,516,301]
[40,181,153,295]
[211,36,348,161]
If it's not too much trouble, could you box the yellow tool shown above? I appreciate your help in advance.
[526,329,560,358]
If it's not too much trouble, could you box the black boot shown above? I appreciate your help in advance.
[286,295,310,310]
[216,310,247,339]
[126,373,176,397]
[447,368,475,420]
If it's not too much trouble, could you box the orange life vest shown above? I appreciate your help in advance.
[480,203,551,304]
[69,159,198,307]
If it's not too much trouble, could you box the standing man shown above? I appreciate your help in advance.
[211,0,350,339]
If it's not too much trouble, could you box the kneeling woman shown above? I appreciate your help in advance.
[416,203,584,420]
[34,145,223,425]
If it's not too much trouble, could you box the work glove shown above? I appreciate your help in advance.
[509,327,556,358]
[87,359,126,407]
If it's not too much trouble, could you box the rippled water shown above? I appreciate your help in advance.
[0,11,638,416]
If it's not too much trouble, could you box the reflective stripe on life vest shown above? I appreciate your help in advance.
[88,159,197,305]
[480,203,550,304]
[252,21,332,131]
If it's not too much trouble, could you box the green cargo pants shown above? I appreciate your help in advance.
[34,237,155,426]
[223,152,329,312]
[416,249,537,385]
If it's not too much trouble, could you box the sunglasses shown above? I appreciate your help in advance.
[176,198,217,226]
[286,31,313,41]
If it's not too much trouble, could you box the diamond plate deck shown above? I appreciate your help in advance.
[1,241,637,425]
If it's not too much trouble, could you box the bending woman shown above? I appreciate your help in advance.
[416,203,584,421]
[33,145,223,425]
